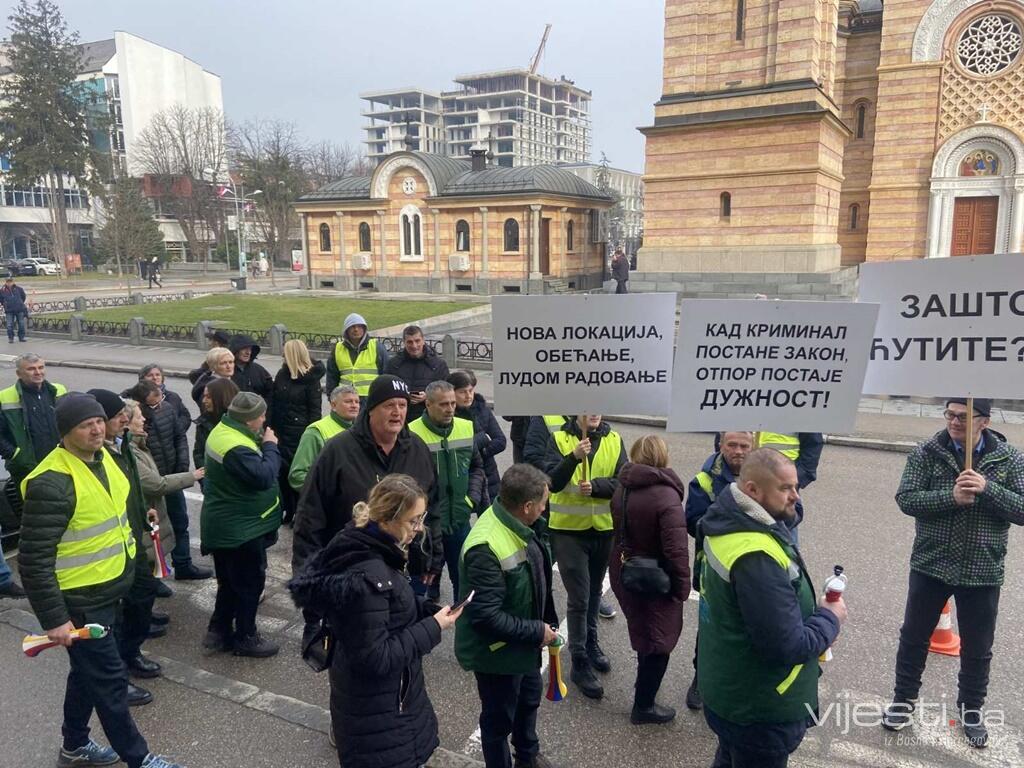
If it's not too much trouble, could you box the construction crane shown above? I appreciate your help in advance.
[529,23,552,74]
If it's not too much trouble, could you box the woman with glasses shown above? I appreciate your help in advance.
[290,474,464,768]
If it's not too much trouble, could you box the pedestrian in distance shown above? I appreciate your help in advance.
[19,393,187,768]
[138,364,191,436]
[683,430,756,711]
[122,380,210,583]
[0,353,66,519]
[698,448,846,768]
[407,380,486,601]
[287,384,360,494]
[882,398,1024,748]
[611,247,630,294]
[609,435,690,725]
[89,389,165,705]
[188,329,232,385]
[147,257,162,289]
[270,339,325,525]
[200,392,282,658]
[525,413,626,700]
[1,275,29,342]
[192,377,239,479]
[325,312,389,401]
[289,474,463,768]
[385,324,450,423]
[455,463,561,768]
[449,369,507,503]
[190,347,235,410]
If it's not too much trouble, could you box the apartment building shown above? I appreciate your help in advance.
[361,88,445,163]
[558,162,643,256]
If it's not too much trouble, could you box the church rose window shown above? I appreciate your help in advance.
[956,15,1022,76]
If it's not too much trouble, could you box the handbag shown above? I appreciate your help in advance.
[618,489,671,596]
[301,618,335,673]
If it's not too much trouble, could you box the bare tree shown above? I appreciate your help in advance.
[229,119,308,283]
[133,105,227,271]
[304,139,370,189]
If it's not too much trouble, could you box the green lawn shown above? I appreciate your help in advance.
[62,294,476,334]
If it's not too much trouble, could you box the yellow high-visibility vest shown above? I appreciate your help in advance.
[757,432,800,461]
[547,428,621,532]
[334,341,379,397]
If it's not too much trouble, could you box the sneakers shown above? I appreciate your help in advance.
[233,632,279,658]
[881,699,916,731]
[174,563,213,581]
[127,654,162,679]
[570,656,604,699]
[586,642,611,674]
[58,739,119,766]
[630,702,677,725]
[0,579,26,599]
[140,754,185,768]
[685,675,703,710]
[598,599,616,619]
[513,753,560,768]
[960,705,989,749]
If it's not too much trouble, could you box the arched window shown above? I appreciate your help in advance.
[319,223,331,252]
[400,205,422,258]
[849,204,860,230]
[735,0,746,40]
[855,103,867,139]
[566,220,574,251]
[455,219,470,252]
[504,218,519,251]
[720,192,732,220]
[358,221,371,252]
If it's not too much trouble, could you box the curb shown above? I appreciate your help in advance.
[33,357,921,454]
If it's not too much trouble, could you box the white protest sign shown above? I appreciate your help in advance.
[492,293,676,417]
[860,253,1024,398]
[667,299,879,433]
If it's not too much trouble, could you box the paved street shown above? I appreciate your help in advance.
[2,359,1024,768]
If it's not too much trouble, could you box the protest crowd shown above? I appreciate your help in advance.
[0,302,1022,768]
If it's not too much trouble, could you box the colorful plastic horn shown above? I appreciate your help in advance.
[545,634,567,702]
[22,623,108,657]
[150,524,172,579]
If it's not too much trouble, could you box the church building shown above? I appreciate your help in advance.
[639,0,1024,278]
[294,150,613,295]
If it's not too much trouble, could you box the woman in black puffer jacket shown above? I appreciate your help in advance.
[270,339,325,524]
[122,380,189,476]
[289,475,463,768]
[449,370,506,502]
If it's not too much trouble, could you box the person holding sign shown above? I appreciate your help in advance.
[882,398,1024,748]
[528,413,626,700]
[698,448,845,768]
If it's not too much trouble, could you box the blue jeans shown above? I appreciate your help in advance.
[0,524,12,587]
[164,489,193,568]
[6,311,26,341]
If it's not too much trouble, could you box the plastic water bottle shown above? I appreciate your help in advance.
[820,565,846,662]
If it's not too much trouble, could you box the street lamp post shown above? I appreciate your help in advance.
[203,167,260,281]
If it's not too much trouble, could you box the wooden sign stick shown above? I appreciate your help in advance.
[965,397,975,472]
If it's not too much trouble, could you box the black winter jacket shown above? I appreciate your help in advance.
[525,417,626,499]
[292,410,441,578]
[289,523,442,768]
[229,335,274,406]
[384,348,450,422]
[270,360,325,460]
[456,394,506,502]
[161,385,192,436]
[129,392,189,475]
[19,451,135,630]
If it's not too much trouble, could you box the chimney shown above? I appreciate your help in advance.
[470,147,487,172]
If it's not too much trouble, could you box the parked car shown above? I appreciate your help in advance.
[16,258,60,276]
[1,260,20,277]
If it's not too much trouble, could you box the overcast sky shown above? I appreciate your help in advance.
[3,0,666,172]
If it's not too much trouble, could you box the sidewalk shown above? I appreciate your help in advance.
[4,335,1022,450]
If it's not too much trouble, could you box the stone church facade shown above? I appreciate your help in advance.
[639,0,1024,277]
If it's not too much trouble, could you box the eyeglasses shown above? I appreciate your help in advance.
[943,410,976,423]
[409,513,427,530]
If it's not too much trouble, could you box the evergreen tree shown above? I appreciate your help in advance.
[95,177,165,280]
[0,0,108,270]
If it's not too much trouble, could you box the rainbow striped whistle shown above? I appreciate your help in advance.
[545,634,567,702]
[23,624,108,657]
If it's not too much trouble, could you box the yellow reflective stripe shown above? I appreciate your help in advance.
[206,447,225,463]
[10,446,19,460]
[695,471,714,498]
[776,663,804,695]
[702,539,731,583]
[549,503,605,516]
[498,549,527,571]
[54,541,125,571]
[260,498,279,518]
[339,368,378,375]
[60,512,129,543]
[446,437,474,450]
[488,641,507,652]
[1,401,21,410]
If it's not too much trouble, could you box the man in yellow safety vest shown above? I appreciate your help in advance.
[19,393,185,768]
[326,313,389,401]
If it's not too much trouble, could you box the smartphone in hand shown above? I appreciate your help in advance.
[451,590,475,613]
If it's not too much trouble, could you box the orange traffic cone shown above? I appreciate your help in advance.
[928,599,961,656]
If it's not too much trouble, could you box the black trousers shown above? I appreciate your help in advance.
[64,604,150,768]
[116,568,156,662]
[475,669,543,768]
[209,535,269,639]
[711,742,790,768]
[893,569,1000,710]
[634,652,670,709]
[615,280,628,294]
[278,460,299,522]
